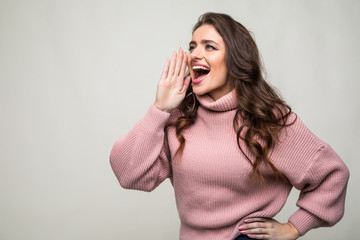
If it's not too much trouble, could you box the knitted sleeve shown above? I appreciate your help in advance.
[109,105,173,192]
[275,114,350,236]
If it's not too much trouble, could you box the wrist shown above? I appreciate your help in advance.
[287,222,300,239]
[153,102,172,113]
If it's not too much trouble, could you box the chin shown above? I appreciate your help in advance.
[191,86,208,96]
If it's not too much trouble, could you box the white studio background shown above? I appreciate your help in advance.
[0,0,359,239]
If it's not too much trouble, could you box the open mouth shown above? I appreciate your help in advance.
[192,65,210,81]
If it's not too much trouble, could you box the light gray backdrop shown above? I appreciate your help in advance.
[0,0,359,239]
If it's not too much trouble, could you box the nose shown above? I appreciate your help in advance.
[190,47,203,60]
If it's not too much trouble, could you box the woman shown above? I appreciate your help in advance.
[110,12,349,240]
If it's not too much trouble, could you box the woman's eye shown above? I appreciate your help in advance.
[206,45,216,50]
[189,46,195,52]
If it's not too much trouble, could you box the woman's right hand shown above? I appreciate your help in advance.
[154,48,190,113]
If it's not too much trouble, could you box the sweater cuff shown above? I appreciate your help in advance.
[288,208,323,236]
[142,104,171,132]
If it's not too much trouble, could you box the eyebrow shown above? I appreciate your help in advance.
[189,39,219,45]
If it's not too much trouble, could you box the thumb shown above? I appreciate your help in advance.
[181,76,191,93]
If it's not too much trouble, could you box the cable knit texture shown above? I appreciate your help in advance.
[110,90,349,240]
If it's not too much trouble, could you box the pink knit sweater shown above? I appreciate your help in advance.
[110,90,349,240]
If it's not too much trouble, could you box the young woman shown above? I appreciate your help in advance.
[110,12,349,240]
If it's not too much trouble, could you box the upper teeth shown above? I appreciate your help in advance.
[192,65,210,71]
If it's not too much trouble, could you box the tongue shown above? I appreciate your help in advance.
[197,73,207,79]
[195,71,209,80]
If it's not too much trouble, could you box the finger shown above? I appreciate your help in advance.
[175,52,187,87]
[240,222,267,230]
[247,233,269,239]
[179,51,187,79]
[242,226,268,234]
[184,75,191,86]
[180,76,191,93]
[160,58,170,81]
[168,51,177,78]
[174,48,184,77]
[244,218,268,223]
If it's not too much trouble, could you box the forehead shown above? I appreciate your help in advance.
[191,24,224,44]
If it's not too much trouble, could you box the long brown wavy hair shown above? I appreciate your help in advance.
[167,12,296,184]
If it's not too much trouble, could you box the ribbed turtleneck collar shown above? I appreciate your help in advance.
[196,89,239,112]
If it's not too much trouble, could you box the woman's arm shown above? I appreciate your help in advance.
[110,105,173,192]
[110,48,189,191]
[238,115,349,239]
[287,141,349,235]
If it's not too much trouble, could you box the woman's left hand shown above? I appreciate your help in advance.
[238,218,300,240]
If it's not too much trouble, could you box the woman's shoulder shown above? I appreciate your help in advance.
[279,111,325,150]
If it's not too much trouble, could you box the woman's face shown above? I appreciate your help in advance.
[188,24,231,101]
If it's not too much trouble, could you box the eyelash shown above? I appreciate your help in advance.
[188,45,217,52]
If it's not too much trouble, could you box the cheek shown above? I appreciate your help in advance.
[220,56,228,78]
[219,62,227,75]
[219,55,227,71]
[213,57,227,78]
[210,53,226,67]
